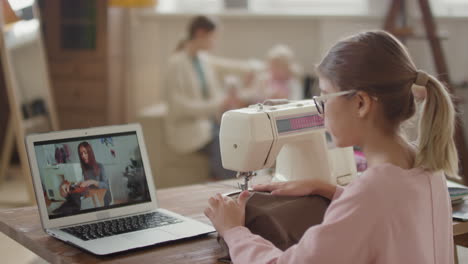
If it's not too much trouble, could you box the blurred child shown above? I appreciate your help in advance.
[247,44,303,102]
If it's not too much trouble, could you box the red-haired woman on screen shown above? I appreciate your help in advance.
[60,141,112,206]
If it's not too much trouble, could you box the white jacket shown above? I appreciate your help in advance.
[163,51,252,153]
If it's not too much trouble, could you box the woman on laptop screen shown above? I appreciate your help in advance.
[56,142,112,215]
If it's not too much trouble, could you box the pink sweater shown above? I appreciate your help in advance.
[223,164,454,264]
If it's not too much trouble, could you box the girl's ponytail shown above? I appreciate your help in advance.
[415,71,459,177]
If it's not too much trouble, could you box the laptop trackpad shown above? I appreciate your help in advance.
[122,229,176,245]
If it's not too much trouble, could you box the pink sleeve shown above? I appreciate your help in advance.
[223,226,284,263]
[223,177,380,264]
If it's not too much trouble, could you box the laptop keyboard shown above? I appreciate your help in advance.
[61,211,183,241]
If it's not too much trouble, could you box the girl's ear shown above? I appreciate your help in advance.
[356,91,372,118]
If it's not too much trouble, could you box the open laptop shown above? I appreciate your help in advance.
[25,123,215,255]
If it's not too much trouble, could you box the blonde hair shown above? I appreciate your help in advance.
[416,75,458,177]
[267,44,302,77]
[267,44,294,63]
[317,30,458,177]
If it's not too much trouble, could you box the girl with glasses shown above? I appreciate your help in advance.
[205,30,457,264]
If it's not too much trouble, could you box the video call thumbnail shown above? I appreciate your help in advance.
[33,132,151,219]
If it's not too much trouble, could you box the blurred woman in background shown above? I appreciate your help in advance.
[164,15,253,180]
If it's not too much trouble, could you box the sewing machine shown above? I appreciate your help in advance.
[220,99,357,190]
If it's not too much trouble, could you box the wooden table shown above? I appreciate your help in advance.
[0,179,245,264]
[1,177,468,264]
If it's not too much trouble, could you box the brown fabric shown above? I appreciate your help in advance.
[455,233,468,247]
[218,192,330,262]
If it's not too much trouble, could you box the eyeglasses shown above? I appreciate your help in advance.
[312,90,357,115]
[313,90,379,116]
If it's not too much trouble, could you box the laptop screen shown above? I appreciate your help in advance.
[33,131,152,219]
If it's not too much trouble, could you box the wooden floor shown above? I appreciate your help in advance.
[1,168,468,264]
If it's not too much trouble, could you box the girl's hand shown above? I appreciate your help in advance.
[253,179,336,199]
[60,183,70,198]
[204,191,250,237]
[80,180,99,188]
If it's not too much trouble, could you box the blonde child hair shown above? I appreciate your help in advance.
[267,44,302,78]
